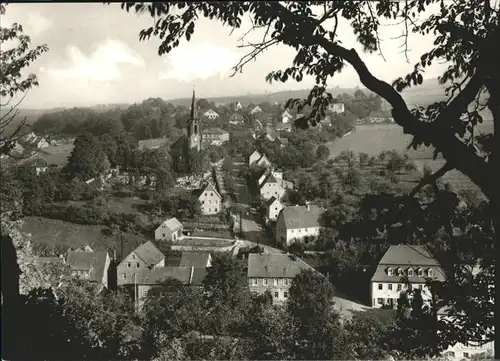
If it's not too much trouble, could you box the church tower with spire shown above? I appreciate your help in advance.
[187,89,201,151]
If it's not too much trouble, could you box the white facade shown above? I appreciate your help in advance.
[198,189,221,215]
[260,182,285,201]
[328,103,345,114]
[255,154,271,168]
[203,109,219,119]
[272,170,283,180]
[267,198,284,222]
[235,102,243,110]
[370,281,431,308]
[275,222,320,247]
[441,341,493,360]
[250,105,262,114]
[282,110,292,123]
[248,150,262,166]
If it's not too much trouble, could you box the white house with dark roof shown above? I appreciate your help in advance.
[253,153,272,169]
[117,241,165,286]
[196,182,222,215]
[275,204,322,247]
[203,109,220,119]
[66,250,111,289]
[248,150,262,166]
[260,173,286,200]
[250,105,262,114]
[266,196,284,222]
[281,110,293,123]
[370,245,446,308]
[155,217,183,242]
[247,253,316,304]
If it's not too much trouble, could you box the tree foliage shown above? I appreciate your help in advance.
[0,12,48,156]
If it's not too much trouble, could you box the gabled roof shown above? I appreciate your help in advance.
[161,217,183,232]
[130,241,165,267]
[249,149,262,159]
[170,134,187,151]
[137,266,207,285]
[247,253,315,278]
[261,173,278,186]
[279,205,322,229]
[203,109,219,115]
[371,245,446,283]
[378,245,440,266]
[66,251,109,283]
[196,182,221,200]
[180,252,211,268]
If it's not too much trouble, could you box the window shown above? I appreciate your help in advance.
[142,290,147,297]
[202,201,205,204]
[121,273,126,280]
[264,278,268,285]
[127,262,131,268]
[397,284,402,291]
[408,284,413,290]
[284,279,289,286]
[209,200,212,204]
[388,284,393,291]
[419,284,423,290]
[132,274,136,282]
[463,352,470,358]
[283,292,288,298]
[162,233,165,237]
[274,292,279,298]
[428,268,433,277]
[252,279,257,285]
[387,268,393,276]
[274,279,278,286]
[211,192,213,196]
[132,254,135,259]
[377,298,384,305]
[136,262,140,268]
[378,283,383,290]
[407,268,414,276]
[397,268,403,276]
[418,268,424,277]
[215,209,218,212]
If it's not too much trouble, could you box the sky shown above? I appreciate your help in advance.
[1,2,448,109]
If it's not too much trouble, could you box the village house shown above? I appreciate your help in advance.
[195,181,222,215]
[281,109,293,123]
[248,150,262,166]
[279,178,294,190]
[66,249,111,289]
[247,253,316,304]
[328,103,345,113]
[276,123,293,132]
[202,128,229,146]
[234,101,243,110]
[229,113,245,125]
[117,241,165,287]
[135,266,208,311]
[250,105,262,114]
[203,109,220,120]
[439,304,494,360]
[370,245,446,308]
[259,173,286,201]
[155,217,183,242]
[254,154,272,169]
[275,204,322,247]
[266,196,284,222]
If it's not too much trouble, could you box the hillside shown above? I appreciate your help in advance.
[326,121,494,160]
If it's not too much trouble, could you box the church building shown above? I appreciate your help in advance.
[170,90,202,173]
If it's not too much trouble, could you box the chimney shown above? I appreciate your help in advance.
[189,266,195,285]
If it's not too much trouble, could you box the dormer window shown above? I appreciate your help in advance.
[397,268,403,276]
[387,268,393,276]
[418,268,424,277]
[428,268,433,277]
[407,268,414,277]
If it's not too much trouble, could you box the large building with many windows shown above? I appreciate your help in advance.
[370,245,446,308]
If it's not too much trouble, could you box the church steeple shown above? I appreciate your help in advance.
[190,88,198,120]
[187,88,201,152]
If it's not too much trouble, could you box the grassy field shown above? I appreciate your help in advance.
[22,143,74,167]
[326,122,493,160]
[21,216,147,258]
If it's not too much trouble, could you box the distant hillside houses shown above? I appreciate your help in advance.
[22,132,50,149]
[202,128,229,146]
[328,103,345,114]
[229,113,245,125]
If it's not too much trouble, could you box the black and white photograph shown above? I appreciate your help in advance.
[0,1,497,360]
